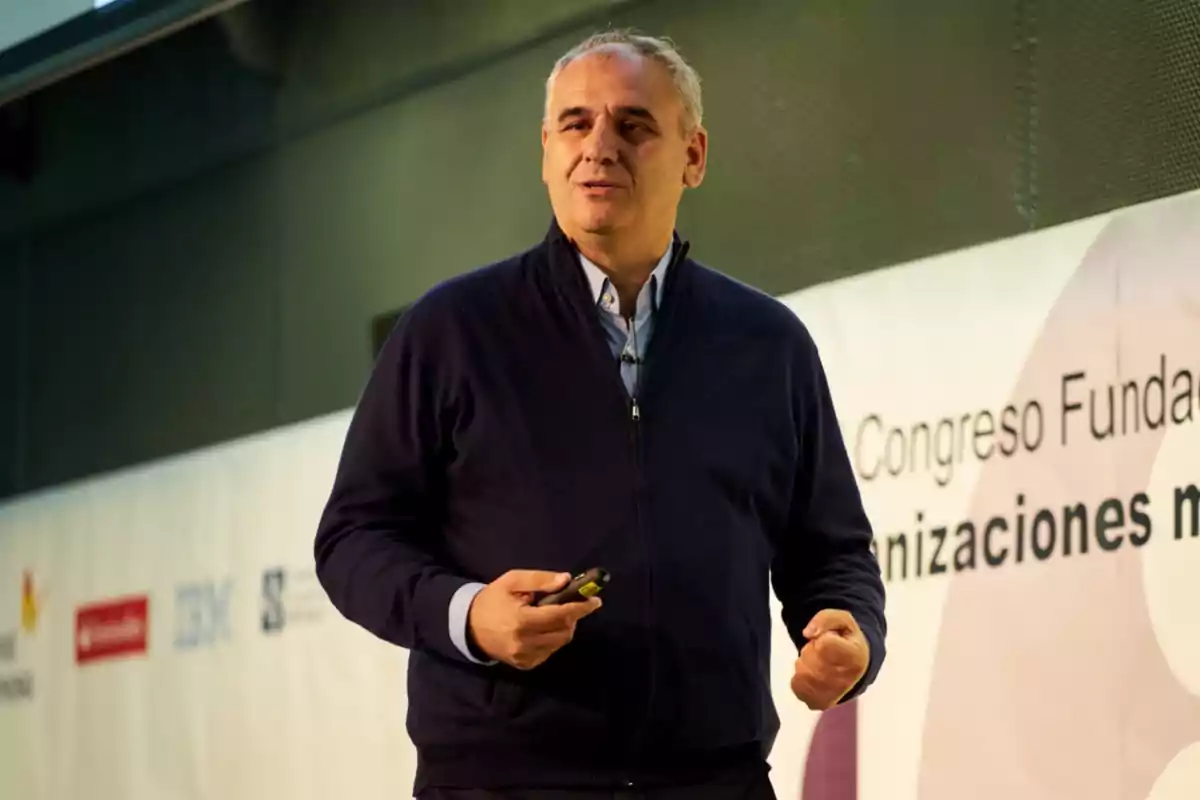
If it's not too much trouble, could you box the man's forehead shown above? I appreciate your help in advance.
[549,47,676,110]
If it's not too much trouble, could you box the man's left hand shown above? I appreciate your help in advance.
[791,609,869,711]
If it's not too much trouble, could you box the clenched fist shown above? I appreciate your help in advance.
[467,570,602,670]
[791,609,870,711]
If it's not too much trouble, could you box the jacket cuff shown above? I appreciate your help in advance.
[838,616,885,704]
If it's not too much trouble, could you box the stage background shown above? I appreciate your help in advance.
[3,189,1198,799]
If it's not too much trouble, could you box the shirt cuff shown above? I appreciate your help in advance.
[448,581,496,665]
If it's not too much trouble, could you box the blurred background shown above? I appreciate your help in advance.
[3,0,1198,504]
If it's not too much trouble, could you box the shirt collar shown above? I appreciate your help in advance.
[577,243,673,315]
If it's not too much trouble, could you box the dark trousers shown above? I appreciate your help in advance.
[417,761,777,800]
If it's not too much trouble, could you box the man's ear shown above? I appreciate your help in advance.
[541,124,550,185]
[683,125,708,189]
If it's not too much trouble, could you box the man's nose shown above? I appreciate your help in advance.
[582,122,619,163]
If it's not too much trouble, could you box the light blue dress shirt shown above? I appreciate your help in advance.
[447,244,674,664]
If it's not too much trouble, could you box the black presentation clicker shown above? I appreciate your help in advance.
[534,567,611,606]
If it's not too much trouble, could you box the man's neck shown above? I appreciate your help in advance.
[572,230,673,316]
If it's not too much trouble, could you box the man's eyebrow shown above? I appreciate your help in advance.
[617,106,657,123]
[557,107,589,123]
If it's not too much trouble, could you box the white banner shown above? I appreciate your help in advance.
[2,189,1199,799]
[771,188,1200,799]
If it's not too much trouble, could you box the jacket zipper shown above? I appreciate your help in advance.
[621,242,690,779]
[626,392,655,779]
[625,314,656,780]
[572,239,688,782]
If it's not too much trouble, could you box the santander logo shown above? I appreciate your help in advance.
[75,595,149,665]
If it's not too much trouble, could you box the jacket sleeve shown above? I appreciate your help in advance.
[313,298,477,663]
[772,322,887,703]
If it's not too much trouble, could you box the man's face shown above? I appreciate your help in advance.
[542,46,706,242]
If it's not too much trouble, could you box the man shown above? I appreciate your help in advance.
[315,30,886,799]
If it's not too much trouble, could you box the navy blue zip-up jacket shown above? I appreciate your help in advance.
[314,221,886,792]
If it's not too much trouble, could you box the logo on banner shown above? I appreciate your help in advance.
[20,570,41,634]
[0,624,31,703]
[76,595,150,665]
[175,579,233,650]
[0,663,33,703]
[261,566,326,634]
[261,568,286,633]
[1,570,42,703]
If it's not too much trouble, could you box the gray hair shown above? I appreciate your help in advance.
[544,30,704,135]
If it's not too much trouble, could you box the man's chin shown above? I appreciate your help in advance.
[577,212,628,236]
[553,203,631,237]
[580,222,617,235]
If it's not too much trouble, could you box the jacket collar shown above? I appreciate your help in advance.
[543,217,690,311]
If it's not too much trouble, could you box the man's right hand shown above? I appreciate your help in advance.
[467,570,602,670]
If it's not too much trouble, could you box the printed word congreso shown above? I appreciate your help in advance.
[852,355,1199,488]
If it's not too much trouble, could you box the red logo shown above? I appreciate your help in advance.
[75,595,149,665]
